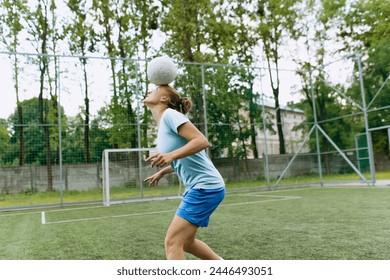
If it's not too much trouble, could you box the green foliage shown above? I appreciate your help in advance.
[291,0,389,159]
[205,66,264,158]
[60,115,111,164]
[0,0,28,51]
[7,98,65,164]
[4,98,111,165]
[340,0,390,155]
[160,0,236,63]
[343,0,390,50]
[0,119,12,164]
[206,67,244,157]
[0,0,389,165]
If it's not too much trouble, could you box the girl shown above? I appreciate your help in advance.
[144,85,225,260]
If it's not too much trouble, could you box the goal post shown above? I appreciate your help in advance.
[355,125,390,177]
[102,148,182,206]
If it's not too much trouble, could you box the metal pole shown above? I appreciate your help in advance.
[309,69,324,187]
[104,150,110,206]
[102,153,105,205]
[57,56,64,207]
[354,134,362,172]
[356,52,376,185]
[261,93,270,188]
[201,64,209,147]
[317,125,367,182]
[258,67,270,189]
[388,128,390,151]
[135,60,144,197]
[274,126,316,187]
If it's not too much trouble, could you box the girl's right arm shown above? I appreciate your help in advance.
[144,166,174,187]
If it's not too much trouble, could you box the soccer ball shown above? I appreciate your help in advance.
[147,56,177,85]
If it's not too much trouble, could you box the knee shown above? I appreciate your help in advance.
[164,235,180,253]
[164,235,194,253]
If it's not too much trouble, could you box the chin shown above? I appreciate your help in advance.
[144,100,153,107]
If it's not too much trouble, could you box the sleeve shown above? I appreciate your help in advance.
[164,109,189,134]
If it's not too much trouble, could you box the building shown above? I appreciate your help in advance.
[255,104,310,156]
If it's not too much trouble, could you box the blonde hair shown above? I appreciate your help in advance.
[159,85,193,115]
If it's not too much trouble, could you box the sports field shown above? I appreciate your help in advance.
[1,185,389,260]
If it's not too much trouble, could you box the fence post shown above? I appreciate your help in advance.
[135,60,144,197]
[57,55,64,206]
[356,52,376,185]
[261,93,270,188]
[309,69,324,186]
[201,64,209,150]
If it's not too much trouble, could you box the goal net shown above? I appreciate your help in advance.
[102,148,182,206]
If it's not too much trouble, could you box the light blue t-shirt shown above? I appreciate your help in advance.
[157,108,224,190]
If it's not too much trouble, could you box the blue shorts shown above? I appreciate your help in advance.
[176,187,225,228]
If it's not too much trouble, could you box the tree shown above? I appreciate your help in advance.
[115,0,140,149]
[130,0,159,149]
[65,0,98,163]
[292,0,359,173]
[0,0,28,166]
[342,0,390,156]
[160,0,265,161]
[205,66,245,158]
[160,0,236,136]
[0,119,12,164]
[160,0,210,136]
[8,98,67,165]
[251,0,301,154]
[89,118,111,162]
[46,0,62,166]
[91,0,145,149]
[25,0,57,190]
[227,0,264,158]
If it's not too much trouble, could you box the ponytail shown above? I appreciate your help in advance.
[160,85,193,115]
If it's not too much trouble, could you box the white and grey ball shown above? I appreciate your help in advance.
[147,56,177,85]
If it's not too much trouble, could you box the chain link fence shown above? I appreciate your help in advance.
[0,52,388,209]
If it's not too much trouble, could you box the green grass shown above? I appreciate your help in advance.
[0,184,183,208]
[1,186,390,260]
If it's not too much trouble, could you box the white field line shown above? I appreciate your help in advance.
[0,205,105,218]
[221,194,301,207]
[42,193,301,225]
[1,185,386,219]
[43,209,174,225]
[237,194,301,198]
[0,186,389,218]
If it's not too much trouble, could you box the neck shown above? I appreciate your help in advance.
[150,105,167,126]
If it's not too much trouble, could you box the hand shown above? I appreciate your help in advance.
[146,152,174,168]
[144,171,163,187]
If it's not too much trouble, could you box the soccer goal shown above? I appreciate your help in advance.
[102,148,182,206]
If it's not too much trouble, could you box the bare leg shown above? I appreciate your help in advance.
[184,238,221,260]
[165,215,220,260]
